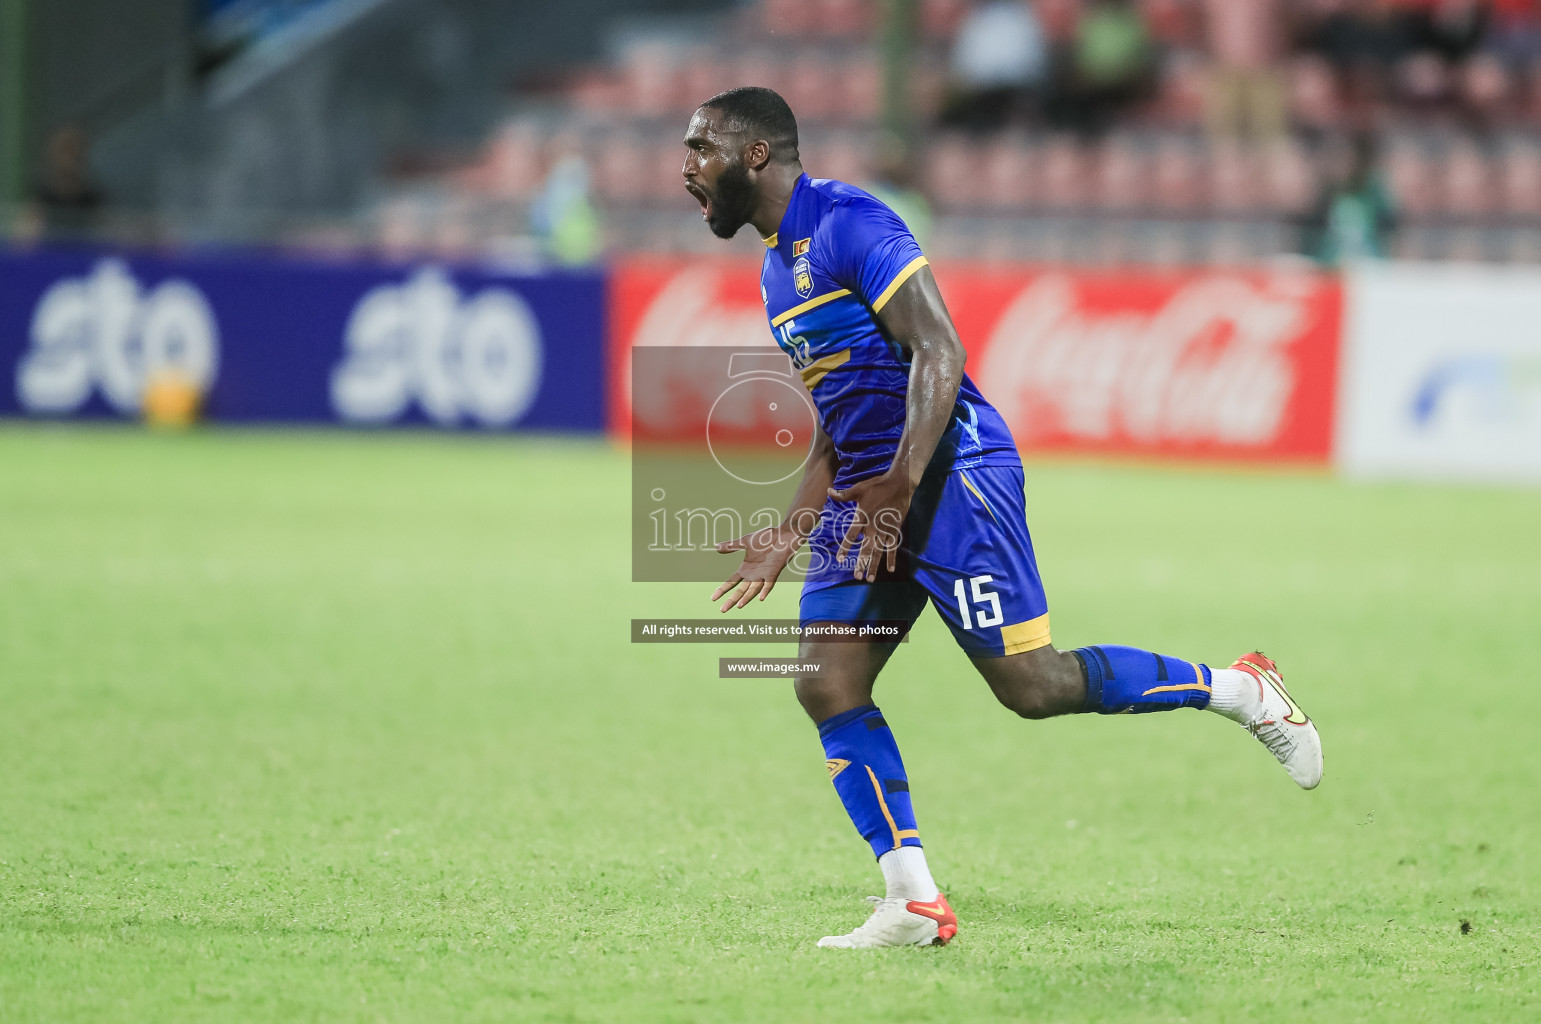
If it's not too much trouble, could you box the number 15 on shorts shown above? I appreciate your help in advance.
[954,575,1003,630]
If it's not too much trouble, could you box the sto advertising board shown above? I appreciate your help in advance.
[0,248,605,432]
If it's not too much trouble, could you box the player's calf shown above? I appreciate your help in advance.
[979,642,1324,789]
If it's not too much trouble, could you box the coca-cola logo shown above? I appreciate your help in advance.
[978,274,1319,447]
[625,265,780,441]
[630,266,772,351]
[614,261,1340,461]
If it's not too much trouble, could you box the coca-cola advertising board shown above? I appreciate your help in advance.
[612,258,1343,463]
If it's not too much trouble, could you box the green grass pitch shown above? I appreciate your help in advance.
[1,426,1538,1022]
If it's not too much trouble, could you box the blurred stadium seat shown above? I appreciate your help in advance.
[1151,136,1203,214]
[14,0,1541,265]
[1093,135,1147,213]
[458,0,1541,263]
[1500,137,1541,217]
[1441,139,1497,219]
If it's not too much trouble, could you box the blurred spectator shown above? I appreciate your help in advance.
[939,0,1050,131]
[530,154,601,266]
[1301,132,1398,264]
[1203,0,1288,140]
[1404,0,1490,63]
[864,136,934,243]
[1046,0,1158,135]
[1395,0,1513,127]
[1299,0,1415,109]
[28,126,106,241]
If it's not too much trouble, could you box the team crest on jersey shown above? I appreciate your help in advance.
[793,237,811,257]
[793,256,814,298]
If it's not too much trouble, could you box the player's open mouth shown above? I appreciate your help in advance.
[685,182,712,222]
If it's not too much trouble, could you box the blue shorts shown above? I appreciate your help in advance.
[799,465,1051,658]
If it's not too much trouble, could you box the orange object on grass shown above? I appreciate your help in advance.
[142,369,202,428]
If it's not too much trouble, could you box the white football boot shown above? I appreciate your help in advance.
[1231,652,1323,790]
[816,894,958,948]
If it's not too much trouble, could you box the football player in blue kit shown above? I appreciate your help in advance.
[682,88,1323,949]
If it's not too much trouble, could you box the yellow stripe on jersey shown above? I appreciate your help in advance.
[869,255,930,313]
[761,232,778,248]
[1001,613,1052,655]
[799,348,851,389]
[770,288,853,328]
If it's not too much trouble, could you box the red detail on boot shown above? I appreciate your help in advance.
[906,893,958,945]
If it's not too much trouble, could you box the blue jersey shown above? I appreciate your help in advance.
[760,174,1020,488]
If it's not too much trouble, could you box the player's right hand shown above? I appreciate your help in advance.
[711,524,804,613]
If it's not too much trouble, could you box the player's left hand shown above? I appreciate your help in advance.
[828,471,912,581]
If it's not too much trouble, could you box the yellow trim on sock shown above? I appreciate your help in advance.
[1140,683,1213,696]
[866,765,906,852]
[1140,662,1211,697]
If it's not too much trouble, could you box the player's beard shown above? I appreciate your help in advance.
[705,159,756,240]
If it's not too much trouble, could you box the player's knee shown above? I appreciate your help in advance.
[794,675,870,724]
[984,647,1084,720]
[995,680,1060,720]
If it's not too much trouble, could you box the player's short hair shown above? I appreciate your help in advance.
[698,87,800,164]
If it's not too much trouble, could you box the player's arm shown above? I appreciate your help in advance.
[871,266,964,492]
[780,418,839,539]
[829,266,964,580]
[712,420,837,612]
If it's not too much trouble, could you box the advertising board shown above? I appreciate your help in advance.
[612,259,1343,463]
[1339,264,1541,483]
[0,249,605,432]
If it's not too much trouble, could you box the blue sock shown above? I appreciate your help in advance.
[817,705,922,860]
[1072,645,1214,714]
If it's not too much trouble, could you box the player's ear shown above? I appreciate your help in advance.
[745,138,771,172]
